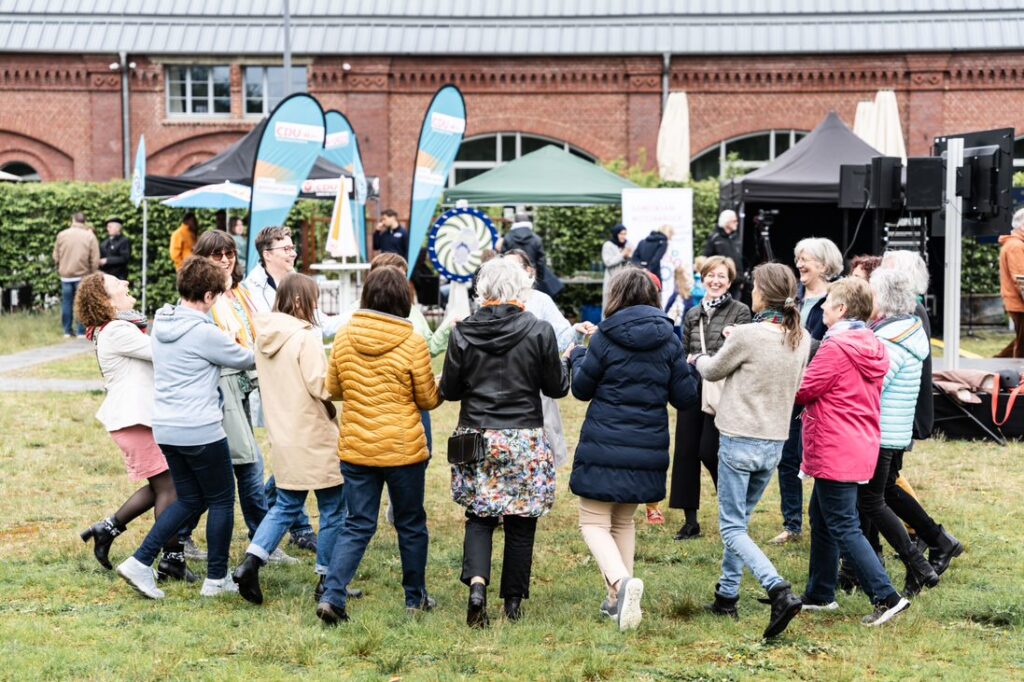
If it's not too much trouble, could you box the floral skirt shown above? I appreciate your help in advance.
[450,427,556,518]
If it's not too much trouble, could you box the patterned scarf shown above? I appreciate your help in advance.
[701,292,732,313]
[85,309,149,343]
[753,309,785,325]
[824,319,866,339]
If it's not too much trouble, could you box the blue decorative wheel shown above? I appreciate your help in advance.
[427,207,498,283]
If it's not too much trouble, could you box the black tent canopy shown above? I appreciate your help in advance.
[721,112,880,205]
[144,118,351,199]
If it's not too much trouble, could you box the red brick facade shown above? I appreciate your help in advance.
[1,52,1023,213]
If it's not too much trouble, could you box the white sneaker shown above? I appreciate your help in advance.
[200,576,240,597]
[616,577,644,631]
[268,547,299,565]
[862,597,911,626]
[116,557,165,599]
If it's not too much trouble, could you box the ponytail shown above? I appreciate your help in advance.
[781,298,803,350]
[752,263,804,350]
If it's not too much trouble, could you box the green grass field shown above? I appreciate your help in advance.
[0,387,1021,680]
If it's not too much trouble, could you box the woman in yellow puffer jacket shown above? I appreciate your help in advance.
[316,265,442,625]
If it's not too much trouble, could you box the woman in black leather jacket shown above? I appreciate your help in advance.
[440,257,569,628]
[668,255,751,539]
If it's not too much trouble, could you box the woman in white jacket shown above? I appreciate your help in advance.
[75,273,192,582]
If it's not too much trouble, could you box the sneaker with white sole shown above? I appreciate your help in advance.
[268,547,299,565]
[600,598,618,620]
[799,595,840,611]
[182,537,208,561]
[862,597,910,626]
[769,530,802,545]
[200,576,240,597]
[616,578,644,631]
[116,557,165,600]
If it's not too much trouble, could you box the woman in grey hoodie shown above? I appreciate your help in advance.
[116,257,255,600]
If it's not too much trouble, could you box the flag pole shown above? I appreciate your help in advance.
[141,198,149,314]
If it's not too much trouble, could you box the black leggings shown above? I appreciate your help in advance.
[863,450,943,550]
[858,448,930,562]
[461,513,538,599]
[668,399,719,510]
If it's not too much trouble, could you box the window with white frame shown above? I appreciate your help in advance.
[449,132,596,186]
[166,66,230,115]
[690,130,809,181]
[244,66,308,115]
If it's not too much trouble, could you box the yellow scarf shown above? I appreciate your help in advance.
[211,285,259,349]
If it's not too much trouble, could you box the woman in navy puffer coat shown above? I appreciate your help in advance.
[568,268,698,630]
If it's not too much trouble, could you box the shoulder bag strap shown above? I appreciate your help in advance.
[699,315,708,355]
[992,373,1024,427]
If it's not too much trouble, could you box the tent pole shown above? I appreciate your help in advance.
[141,198,149,314]
[941,138,964,370]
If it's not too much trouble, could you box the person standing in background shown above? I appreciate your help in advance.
[996,208,1024,358]
[99,218,131,282]
[631,225,672,285]
[53,211,100,337]
[601,224,632,315]
[703,210,744,298]
[230,217,247,271]
[500,212,562,298]
[372,209,409,258]
[170,212,199,271]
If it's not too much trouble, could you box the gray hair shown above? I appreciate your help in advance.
[794,237,844,279]
[880,250,929,296]
[718,209,738,228]
[871,268,918,318]
[1012,207,1024,231]
[475,257,533,306]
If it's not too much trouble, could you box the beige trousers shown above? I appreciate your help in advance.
[579,497,638,599]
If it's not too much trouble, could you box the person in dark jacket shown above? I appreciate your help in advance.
[440,257,569,628]
[631,225,672,284]
[500,213,563,298]
[99,218,132,281]
[569,267,698,631]
[703,210,744,298]
[668,255,751,540]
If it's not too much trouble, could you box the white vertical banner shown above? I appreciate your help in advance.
[621,187,693,303]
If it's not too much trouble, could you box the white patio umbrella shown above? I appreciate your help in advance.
[657,92,691,182]
[872,90,907,161]
[161,180,251,209]
[853,100,878,144]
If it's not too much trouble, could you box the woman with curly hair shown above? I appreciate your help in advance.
[76,273,193,582]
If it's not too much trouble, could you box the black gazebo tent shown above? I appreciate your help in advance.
[144,118,351,198]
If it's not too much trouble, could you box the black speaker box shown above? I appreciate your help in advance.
[870,157,903,210]
[839,164,870,209]
[905,157,944,210]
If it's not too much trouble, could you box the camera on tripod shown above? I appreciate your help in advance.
[753,209,779,261]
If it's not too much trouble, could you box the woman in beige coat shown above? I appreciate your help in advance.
[231,273,345,605]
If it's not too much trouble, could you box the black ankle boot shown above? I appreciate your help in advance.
[674,522,701,541]
[704,584,739,619]
[504,596,523,621]
[232,553,265,605]
[467,583,489,628]
[314,575,326,603]
[764,582,802,638]
[157,551,198,583]
[79,516,125,570]
[928,526,963,576]
[903,551,940,596]
[838,559,860,594]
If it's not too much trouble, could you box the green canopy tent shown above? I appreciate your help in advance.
[443,145,638,205]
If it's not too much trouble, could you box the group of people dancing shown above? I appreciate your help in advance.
[76,220,962,638]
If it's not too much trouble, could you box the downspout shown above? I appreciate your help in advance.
[661,52,671,113]
[120,51,131,178]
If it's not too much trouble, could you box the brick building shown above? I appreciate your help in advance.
[2,2,1024,215]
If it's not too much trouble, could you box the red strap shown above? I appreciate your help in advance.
[991,373,1024,427]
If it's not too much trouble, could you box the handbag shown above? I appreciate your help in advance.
[447,430,488,465]
[699,316,725,416]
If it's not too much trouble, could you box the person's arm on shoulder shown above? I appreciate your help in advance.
[795,341,839,405]
[570,334,605,401]
[409,334,442,411]
[694,328,747,382]
[109,321,153,361]
[538,323,569,399]
[200,325,255,370]
[439,331,465,401]
[668,338,699,410]
[325,337,343,401]
[298,330,331,401]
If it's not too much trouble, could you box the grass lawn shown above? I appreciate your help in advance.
[0,391,1021,681]
[0,309,64,355]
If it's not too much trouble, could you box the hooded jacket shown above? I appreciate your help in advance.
[998,232,1024,313]
[150,304,255,446]
[500,225,562,297]
[873,315,930,449]
[568,305,698,503]
[440,304,568,429]
[254,312,342,490]
[795,327,889,482]
[631,231,669,283]
[327,310,441,467]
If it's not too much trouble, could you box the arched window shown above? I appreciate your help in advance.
[450,132,596,186]
[690,130,809,181]
[0,161,41,181]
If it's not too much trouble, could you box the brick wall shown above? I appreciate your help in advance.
[1,51,1023,217]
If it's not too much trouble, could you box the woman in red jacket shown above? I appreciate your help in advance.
[794,277,911,627]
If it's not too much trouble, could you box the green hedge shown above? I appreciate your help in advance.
[0,181,329,315]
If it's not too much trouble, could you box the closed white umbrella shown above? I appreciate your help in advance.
[853,100,877,145]
[872,90,907,161]
[657,92,691,182]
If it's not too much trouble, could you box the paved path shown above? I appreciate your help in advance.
[0,339,104,392]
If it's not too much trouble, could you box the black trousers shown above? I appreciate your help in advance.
[858,448,929,562]
[668,397,719,510]
[461,513,538,599]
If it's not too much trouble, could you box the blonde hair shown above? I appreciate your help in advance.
[656,224,674,238]
[827,277,874,322]
[673,266,693,299]
[794,237,843,279]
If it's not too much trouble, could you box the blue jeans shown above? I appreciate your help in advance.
[264,475,314,538]
[135,439,234,579]
[60,280,84,336]
[777,410,804,533]
[322,461,429,610]
[805,479,899,606]
[249,483,346,573]
[717,435,787,598]
[421,410,432,454]
[178,451,268,541]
